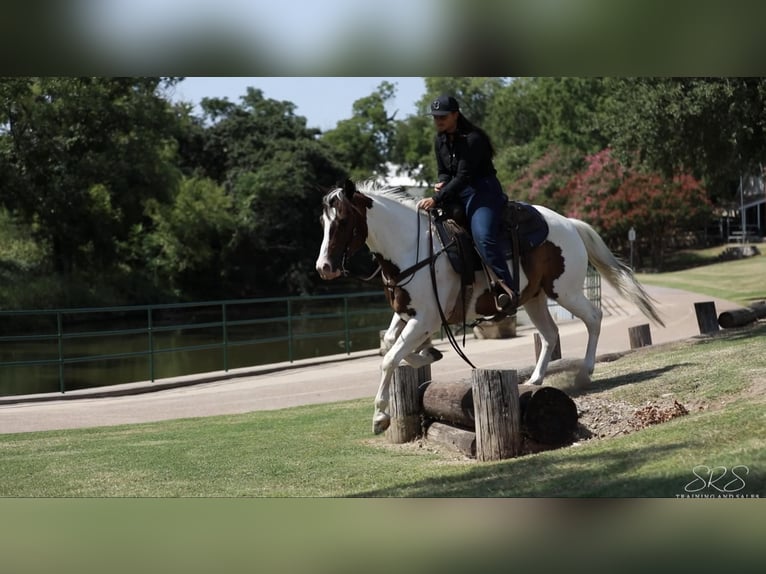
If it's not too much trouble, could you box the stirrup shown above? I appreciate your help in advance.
[492,282,518,314]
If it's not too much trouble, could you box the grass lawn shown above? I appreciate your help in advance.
[638,249,765,306]
[1,322,764,497]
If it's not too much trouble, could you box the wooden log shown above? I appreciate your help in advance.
[517,385,578,446]
[386,365,430,444]
[534,332,561,361]
[628,323,652,349]
[471,369,521,461]
[749,301,766,319]
[718,308,758,329]
[694,301,719,334]
[424,421,476,458]
[420,380,474,428]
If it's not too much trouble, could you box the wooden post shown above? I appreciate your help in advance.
[386,365,430,444]
[534,333,561,361]
[628,324,652,349]
[694,302,719,334]
[471,369,521,461]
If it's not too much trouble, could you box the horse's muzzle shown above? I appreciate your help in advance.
[316,260,341,280]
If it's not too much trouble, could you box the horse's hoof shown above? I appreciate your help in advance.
[427,348,443,362]
[373,415,390,435]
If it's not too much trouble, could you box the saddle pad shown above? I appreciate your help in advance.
[504,201,549,255]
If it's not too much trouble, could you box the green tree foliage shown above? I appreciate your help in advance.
[135,176,235,298]
[1,76,762,307]
[0,77,182,275]
[602,77,766,204]
[321,81,397,181]
[173,86,347,297]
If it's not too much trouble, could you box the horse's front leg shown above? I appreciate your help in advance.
[373,319,431,434]
[380,314,405,355]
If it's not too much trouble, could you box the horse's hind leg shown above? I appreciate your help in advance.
[524,293,560,385]
[557,289,603,386]
[373,319,431,434]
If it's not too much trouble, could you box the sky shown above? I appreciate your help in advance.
[170,77,427,131]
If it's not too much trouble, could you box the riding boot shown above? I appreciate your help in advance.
[492,280,519,315]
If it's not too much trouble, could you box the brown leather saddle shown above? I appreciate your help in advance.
[432,199,549,288]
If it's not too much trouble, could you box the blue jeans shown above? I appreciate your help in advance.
[458,176,514,287]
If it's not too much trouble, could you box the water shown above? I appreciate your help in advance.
[0,295,392,396]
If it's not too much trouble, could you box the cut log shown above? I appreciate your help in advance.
[517,385,578,446]
[694,301,719,334]
[424,421,476,458]
[420,380,474,428]
[386,365,429,444]
[718,308,757,329]
[534,332,562,361]
[628,324,652,349]
[749,301,766,319]
[472,369,521,461]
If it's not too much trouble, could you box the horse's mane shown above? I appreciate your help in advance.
[354,180,418,207]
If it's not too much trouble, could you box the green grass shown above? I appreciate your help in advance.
[1,323,764,497]
[637,251,765,306]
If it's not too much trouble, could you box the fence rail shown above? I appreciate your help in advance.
[0,292,393,396]
[1,269,600,397]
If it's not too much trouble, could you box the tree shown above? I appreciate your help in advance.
[602,77,766,205]
[321,81,397,180]
[0,77,182,275]
[134,176,235,298]
[559,148,712,268]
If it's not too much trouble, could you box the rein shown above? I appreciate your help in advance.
[426,210,477,369]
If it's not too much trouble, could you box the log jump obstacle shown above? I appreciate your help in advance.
[386,365,579,461]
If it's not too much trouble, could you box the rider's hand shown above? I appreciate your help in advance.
[417,197,436,211]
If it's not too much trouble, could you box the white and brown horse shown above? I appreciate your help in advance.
[315,180,664,434]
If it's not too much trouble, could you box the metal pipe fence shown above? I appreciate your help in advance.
[0,292,392,396]
[1,268,600,397]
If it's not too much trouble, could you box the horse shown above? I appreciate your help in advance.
[315,179,664,434]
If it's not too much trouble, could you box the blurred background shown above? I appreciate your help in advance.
[3,0,766,74]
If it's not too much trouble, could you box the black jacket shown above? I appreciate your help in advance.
[433,128,496,206]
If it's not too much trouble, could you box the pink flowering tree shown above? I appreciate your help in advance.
[505,145,584,214]
[557,149,712,269]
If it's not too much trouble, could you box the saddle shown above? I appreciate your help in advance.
[433,199,549,285]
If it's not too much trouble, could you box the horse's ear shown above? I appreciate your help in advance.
[342,179,356,199]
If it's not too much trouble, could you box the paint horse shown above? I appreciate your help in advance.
[315,180,664,434]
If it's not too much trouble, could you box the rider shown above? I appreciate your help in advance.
[416,94,518,314]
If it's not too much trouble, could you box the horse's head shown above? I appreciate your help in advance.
[315,179,373,280]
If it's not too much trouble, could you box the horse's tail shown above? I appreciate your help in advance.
[569,218,665,327]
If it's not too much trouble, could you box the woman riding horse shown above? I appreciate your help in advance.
[417,94,518,315]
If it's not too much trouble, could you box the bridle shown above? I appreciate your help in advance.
[329,192,476,367]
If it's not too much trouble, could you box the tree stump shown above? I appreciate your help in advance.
[694,302,719,334]
[718,308,757,329]
[534,333,561,361]
[628,323,652,349]
[471,369,521,461]
[386,365,430,444]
